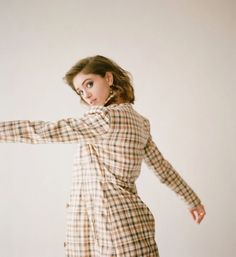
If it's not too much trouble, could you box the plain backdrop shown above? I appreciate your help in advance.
[0,0,235,256]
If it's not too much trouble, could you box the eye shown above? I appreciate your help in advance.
[76,81,93,96]
[79,90,84,96]
[86,81,93,88]
[76,88,84,96]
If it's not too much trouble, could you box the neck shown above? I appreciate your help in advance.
[104,92,126,106]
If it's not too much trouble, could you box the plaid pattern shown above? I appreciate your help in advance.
[143,119,201,209]
[0,111,109,144]
[0,103,201,257]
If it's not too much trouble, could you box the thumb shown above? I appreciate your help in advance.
[190,208,197,220]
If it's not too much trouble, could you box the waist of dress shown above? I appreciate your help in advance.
[72,176,136,190]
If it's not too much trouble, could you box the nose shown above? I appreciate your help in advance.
[83,90,92,98]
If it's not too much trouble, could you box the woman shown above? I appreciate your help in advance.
[0,55,206,256]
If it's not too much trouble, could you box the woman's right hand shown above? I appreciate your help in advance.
[189,203,206,224]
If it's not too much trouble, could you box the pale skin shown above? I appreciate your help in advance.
[189,203,206,224]
[73,71,124,106]
[73,71,206,224]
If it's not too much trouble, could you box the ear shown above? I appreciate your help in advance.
[105,72,113,86]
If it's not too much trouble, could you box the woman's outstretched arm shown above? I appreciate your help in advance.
[0,107,110,144]
[143,118,202,210]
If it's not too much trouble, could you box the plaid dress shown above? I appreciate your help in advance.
[0,102,201,257]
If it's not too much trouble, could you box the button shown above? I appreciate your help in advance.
[65,203,70,208]
[64,241,67,247]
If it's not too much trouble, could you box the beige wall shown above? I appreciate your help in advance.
[0,0,235,256]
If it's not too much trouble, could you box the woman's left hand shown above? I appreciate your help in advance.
[189,203,206,224]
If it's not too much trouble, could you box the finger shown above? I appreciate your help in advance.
[190,209,197,221]
[190,211,195,220]
[197,213,205,224]
[198,216,203,224]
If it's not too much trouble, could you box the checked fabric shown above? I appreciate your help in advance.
[0,102,201,257]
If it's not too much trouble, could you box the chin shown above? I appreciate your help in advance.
[92,102,102,106]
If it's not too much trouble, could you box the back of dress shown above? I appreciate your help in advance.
[66,103,160,256]
[93,103,149,185]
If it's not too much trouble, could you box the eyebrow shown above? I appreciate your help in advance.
[75,78,91,91]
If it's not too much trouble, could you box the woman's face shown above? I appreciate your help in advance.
[73,72,113,106]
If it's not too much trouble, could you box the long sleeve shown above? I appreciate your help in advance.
[0,107,110,144]
[143,119,201,209]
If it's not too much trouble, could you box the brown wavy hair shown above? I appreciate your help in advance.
[63,55,135,106]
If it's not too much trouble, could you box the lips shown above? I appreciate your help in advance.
[90,99,96,105]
